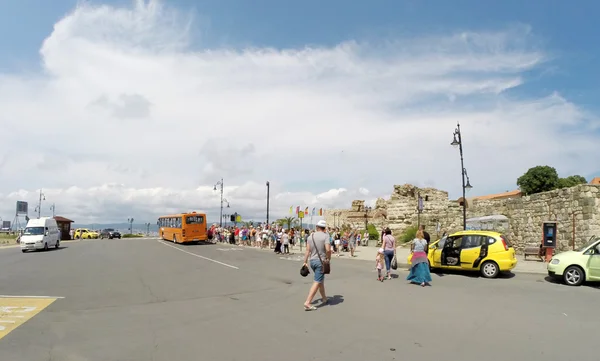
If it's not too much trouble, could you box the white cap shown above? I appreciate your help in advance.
[316,220,327,228]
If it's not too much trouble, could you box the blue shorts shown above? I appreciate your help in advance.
[310,259,324,283]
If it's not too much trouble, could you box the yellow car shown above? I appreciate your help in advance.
[74,228,99,239]
[424,230,517,278]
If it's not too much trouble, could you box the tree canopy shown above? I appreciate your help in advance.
[517,166,587,195]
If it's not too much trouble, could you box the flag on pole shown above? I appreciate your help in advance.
[289,206,293,215]
[305,207,309,215]
[319,208,323,216]
[312,207,316,216]
[296,206,300,215]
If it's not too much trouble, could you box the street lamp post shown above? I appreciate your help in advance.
[223,214,229,228]
[363,206,372,232]
[50,203,56,217]
[214,179,230,228]
[35,189,46,218]
[451,123,473,230]
[266,181,270,226]
[127,218,134,234]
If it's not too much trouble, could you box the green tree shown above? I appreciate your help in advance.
[276,217,296,229]
[558,175,587,189]
[517,166,560,195]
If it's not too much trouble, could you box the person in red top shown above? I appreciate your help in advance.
[234,227,240,245]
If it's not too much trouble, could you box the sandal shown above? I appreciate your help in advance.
[304,305,317,311]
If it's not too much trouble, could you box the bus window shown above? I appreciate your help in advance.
[186,215,204,224]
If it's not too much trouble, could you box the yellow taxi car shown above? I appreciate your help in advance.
[74,228,99,239]
[424,230,517,278]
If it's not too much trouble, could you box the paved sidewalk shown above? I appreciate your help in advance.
[339,245,548,275]
[215,242,548,275]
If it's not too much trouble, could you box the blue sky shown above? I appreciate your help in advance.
[1,0,599,222]
[2,0,599,109]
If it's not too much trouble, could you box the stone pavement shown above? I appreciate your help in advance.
[341,245,548,274]
[217,242,548,274]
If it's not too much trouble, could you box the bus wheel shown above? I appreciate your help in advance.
[173,235,178,244]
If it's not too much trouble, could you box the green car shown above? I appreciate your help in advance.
[547,236,600,286]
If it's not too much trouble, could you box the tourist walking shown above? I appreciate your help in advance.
[406,230,432,287]
[419,225,431,254]
[348,230,357,257]
[381,227,396,280]
[375,248,384,281]
[302,220,331,311]
[282,230,290,254]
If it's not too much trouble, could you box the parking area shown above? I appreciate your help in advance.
[0,239,598,361]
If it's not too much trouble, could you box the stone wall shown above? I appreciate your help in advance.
[326,183,600,254]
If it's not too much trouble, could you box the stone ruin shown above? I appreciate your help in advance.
[325,183,600,254]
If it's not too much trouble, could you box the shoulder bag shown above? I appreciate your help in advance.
[312,234,331,274]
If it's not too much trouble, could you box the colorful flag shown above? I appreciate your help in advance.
[305,207,309,215]
[289,206,293,214]
[312,207,316,216]
[319,208,323,216]
[296,206,300,215]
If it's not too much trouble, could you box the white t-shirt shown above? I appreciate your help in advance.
[282,233,290,245]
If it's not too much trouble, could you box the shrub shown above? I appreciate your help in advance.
[367,224,379,240]
[122,234,143,238]
[399,225,418,244]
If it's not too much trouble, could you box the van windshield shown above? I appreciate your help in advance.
[24,227,44,235]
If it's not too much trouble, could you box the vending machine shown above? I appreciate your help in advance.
[542,221,557,262]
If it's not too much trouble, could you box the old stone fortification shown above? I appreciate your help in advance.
[325,184,600,253]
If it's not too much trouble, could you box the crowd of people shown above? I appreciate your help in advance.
[207,221,433,311]
[207,223,370,256]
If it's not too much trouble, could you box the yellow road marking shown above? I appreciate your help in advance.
[0,297,57,340]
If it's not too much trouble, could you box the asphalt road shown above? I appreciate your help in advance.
[0,239,598,361]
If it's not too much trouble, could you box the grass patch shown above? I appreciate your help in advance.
[0,233,18,246]
[0,233,17,240]
[122,234,144,238]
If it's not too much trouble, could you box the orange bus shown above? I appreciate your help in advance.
[158,212,208,244]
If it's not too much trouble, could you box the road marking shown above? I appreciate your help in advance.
[157,240,239,269]
[0,297,58,340]
[0,295,65,299]
[216,248,244,251]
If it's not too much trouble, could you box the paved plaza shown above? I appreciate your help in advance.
[0,239,597,361]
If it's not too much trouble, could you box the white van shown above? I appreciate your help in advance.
[20,217,60,253]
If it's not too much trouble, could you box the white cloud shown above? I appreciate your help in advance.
[1,1,598,224]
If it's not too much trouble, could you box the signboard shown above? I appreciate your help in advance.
[235,215,242,223]
[16,201,28,215]
[417,196,424,212]
[298,211,304,219]
[1,221,10,230]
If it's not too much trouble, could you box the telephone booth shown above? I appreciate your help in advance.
[542,221,557,262]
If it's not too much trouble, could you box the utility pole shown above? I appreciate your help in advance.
[50,203,56,217]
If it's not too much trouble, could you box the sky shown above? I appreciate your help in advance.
[1,0,599,225]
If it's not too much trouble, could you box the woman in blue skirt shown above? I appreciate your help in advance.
[406,230,432,287]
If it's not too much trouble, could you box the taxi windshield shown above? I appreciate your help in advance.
[577,237,599,252]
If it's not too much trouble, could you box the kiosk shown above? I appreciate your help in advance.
[542,221,557,262]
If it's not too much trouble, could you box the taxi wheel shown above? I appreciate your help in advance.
[563,266,584,286]
[480,261,499,278]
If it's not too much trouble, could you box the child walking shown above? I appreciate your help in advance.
[376,248,384,282]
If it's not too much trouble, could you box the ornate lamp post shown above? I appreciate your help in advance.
[451,123,473,230]
[266,181,270,226]
[363,206,371,232]
[127,218,134,234]
[214,179,230,227]
[34,189,46,218]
